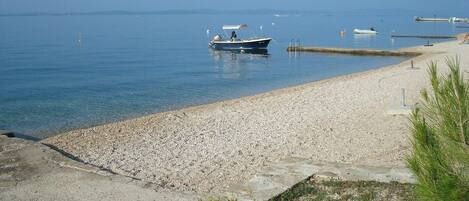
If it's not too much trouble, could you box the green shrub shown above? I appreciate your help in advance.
[407,57,469,201]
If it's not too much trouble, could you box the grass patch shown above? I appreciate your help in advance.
[199,195,238,201]
[270,177,415,201]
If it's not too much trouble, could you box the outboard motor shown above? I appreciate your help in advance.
[212,34,222,41]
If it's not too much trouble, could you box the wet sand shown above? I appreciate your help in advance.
[43,40,469,194]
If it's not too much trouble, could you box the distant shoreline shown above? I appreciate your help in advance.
[0,8,422,17]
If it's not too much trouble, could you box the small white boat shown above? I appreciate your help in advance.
[353,28,378,34]
[449,17,469,23]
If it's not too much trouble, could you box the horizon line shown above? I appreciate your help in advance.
[0,8,424,17]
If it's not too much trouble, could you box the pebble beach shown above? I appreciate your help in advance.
[43,39,469,194]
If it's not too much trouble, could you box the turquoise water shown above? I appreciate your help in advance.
[0,10,466,138]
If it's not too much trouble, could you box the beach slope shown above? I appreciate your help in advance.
[43,40,469,194]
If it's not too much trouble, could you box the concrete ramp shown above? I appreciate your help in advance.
[0,136,198,201]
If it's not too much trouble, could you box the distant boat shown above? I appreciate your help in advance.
[209,24,271,50]
[449,17,469,23]
[353,28,378,34]
[274,14,289,17]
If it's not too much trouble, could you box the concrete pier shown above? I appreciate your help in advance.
[391,34,456,39]
[286,46,421,57]
[0,136,197,201]
[415,17,449,22]
[415,17,469,23]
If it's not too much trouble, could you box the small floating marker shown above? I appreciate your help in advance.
[271,22,275,26]
[77,32,83,47]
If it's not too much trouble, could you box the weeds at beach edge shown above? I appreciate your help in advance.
[269,177,414,201]
[199,195,238,201]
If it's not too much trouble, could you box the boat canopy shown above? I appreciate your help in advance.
[222,24,248,30]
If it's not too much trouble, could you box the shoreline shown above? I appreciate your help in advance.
[21,52,411,139]
[43,39,468,194]
[39,49,417,139]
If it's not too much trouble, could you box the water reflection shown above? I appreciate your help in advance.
[210,49,270,80]
[353,34,377,47]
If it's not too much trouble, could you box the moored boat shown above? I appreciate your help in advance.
[209,24,272,50]
[353,28,378,34]
[450,17,469,23]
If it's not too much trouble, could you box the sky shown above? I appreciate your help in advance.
[0,0,468,15]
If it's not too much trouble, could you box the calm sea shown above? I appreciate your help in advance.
[0,10,466,138]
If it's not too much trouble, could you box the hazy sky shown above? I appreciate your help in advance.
[0,0,467,14]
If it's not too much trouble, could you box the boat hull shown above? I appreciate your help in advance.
[210,48,269,55]
[209,38,271,50]
[353,29,378,34]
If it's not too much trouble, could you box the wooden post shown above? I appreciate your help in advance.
[401,88,406,107]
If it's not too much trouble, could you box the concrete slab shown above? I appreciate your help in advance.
[0,130,13,137]
[387,105,415,115]
[0,137,198,201]
[228,158,415,201]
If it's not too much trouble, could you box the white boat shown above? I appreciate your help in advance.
[353,28,378,34]
[449,17,469,23]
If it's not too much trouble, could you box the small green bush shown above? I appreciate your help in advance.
[407,57,469,201]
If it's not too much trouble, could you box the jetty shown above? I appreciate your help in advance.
[391,34,457,39]
[286,46,421,57]
[415,17,449,22]
[415,17,469,23]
